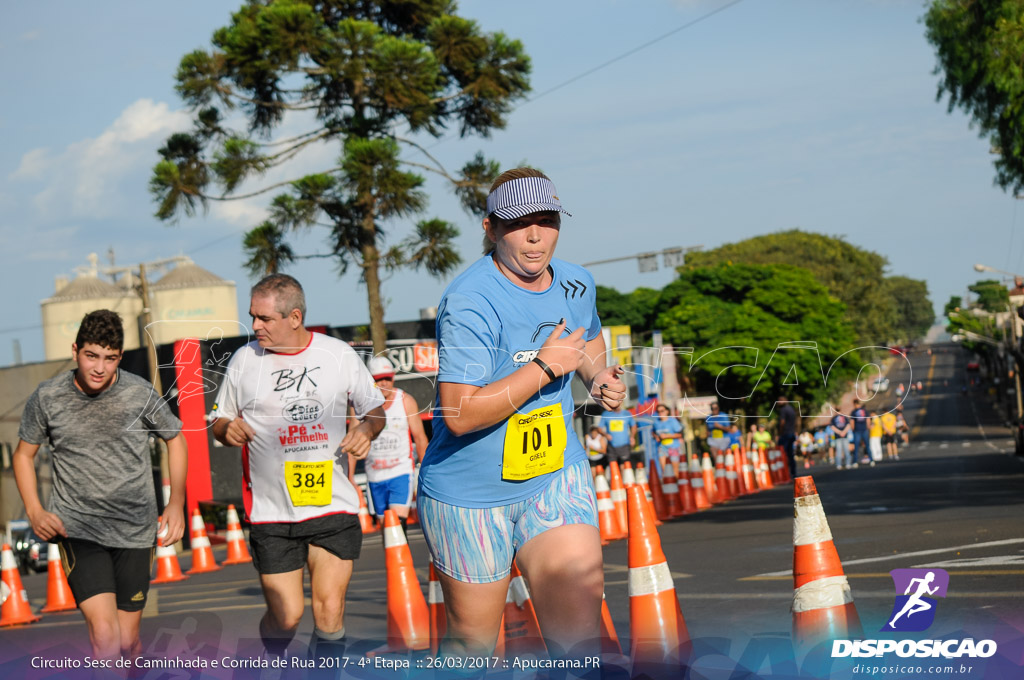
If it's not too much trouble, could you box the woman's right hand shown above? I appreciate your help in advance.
[535,319,586,378]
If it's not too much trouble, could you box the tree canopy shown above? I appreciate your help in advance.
[594,285,660,332]
[684,229,916,345]
[884,275,936,341]
[151,0,531,352]
[924,0,1024,194]
[655,263,860,417]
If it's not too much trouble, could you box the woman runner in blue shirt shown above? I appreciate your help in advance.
[417,167,627,659]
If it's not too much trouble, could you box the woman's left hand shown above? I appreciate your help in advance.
[590,365,626,409]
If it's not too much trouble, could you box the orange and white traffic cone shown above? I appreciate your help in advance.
[621,461,637,487]
[660,461,684,518]
[676,462,697,515]
[689,455,712,510]
[779,448,793,483]
[634,465,663,526]
[186,509,221,574]
[701,452,719,504]
[370,509,430,654]
[714,453,734,502]
[40,543,76,613]
[357,486,379,534]
[501,562,546,659]
[222,505,252,565]
[595,473,626,543]
[608,462,629,537]
[599,593,623,656]
[152,526,189,585]
[744,449,761,492]
[407,483,420,527]
[427,562,446,656]
[646,460,671,523]
[758,448,775,490]
[626,486,689,674]
[792,476,863,648]
[0,543,40,626]
[726,450,741,498]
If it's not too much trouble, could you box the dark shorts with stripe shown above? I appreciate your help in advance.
[248,513,362,575]
[57,537,154,612]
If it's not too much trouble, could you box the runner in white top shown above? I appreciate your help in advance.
[212,274,385,662]
[354,356,429,530]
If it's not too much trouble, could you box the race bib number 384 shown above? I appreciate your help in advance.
[285,460,332,506]
[502,403,566,481]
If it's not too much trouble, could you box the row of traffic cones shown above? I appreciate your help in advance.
[2,504,256,628]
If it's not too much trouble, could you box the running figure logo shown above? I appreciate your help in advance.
[882,568,949,632]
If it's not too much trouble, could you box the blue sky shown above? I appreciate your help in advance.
[0,0,1005,366]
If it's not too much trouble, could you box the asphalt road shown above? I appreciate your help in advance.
[3,342,1023,680]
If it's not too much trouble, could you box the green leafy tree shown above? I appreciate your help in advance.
[595,285,660,334]
[970,279,1010,313]
[150,0,530,353]
[924,0,1024,194]
[656,263,860,418]
[684,229,898,347]
[883,275,935,341]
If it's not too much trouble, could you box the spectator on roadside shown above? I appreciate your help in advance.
[881,408,900,460]
[868,411,883,466]
[830,410,851,468]
[813,427,828,459]
[585,425,607,468]
[896,405,909,447]
[850,398,870,467]
[777,396,798,478]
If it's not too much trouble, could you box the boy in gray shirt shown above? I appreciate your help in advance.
[13,309,188,663]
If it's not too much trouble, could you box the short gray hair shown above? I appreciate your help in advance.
[252,273,306,321]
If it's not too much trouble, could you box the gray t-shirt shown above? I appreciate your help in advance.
[18,370,182,548]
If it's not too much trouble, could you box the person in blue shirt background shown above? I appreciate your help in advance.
[599,404,637,465]
[652,403,683,467]
[705,402,732,455]
[417,167,627,661]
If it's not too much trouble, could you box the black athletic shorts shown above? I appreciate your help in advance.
[882,433,897,445]
[57,538,154,612]
[249,512,362,575]
[607,444,632,464]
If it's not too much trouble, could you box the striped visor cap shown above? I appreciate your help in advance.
[485,176,572,220]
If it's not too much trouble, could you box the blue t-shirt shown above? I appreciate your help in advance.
[851,406,869,432]
[652,417,682,451]
[706,413,731,436]
[418,255,602,507]
[600,410,636,447]
[830,414,849,434]
[814,429,827,448]
[727,429,743,448]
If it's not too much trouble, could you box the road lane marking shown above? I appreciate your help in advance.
[746,537,1024,578]
[909,353,936,439]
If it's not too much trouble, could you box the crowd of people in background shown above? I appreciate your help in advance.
[585,395,911,475]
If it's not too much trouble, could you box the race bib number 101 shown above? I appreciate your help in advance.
[285,460,332,506]
[502,403,566,481]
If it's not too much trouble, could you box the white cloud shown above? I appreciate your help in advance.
[11,147,52,179]
[16,98,191,221]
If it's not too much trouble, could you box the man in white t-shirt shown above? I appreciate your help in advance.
[355,356,429,533]
[212,274,385,662]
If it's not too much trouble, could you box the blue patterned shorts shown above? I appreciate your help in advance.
[418,460,598,584]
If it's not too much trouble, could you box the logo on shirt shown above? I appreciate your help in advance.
[560,278,588,299]
[272,366,321,393]
[283,398,323,424]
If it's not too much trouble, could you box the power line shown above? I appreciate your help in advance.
[524,0,746,104]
